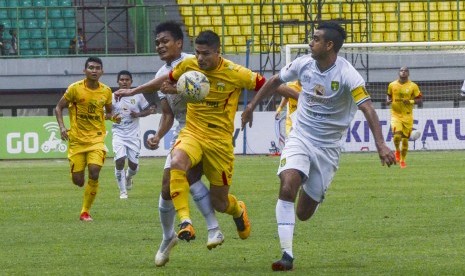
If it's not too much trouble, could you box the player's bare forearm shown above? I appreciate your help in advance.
[249,74,284,110]
[359,100,396,166]
[276,85,299,100]
[155,100,175,140]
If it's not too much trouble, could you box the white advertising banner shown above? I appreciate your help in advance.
[138,108,465,157]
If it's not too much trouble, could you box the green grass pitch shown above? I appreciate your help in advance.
[1,151,464,275]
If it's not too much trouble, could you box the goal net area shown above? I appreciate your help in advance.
[282,42,465,151]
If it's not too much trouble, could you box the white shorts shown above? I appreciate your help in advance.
[277,135,341,202]
[112,136,141,164]
[163,153,171,170]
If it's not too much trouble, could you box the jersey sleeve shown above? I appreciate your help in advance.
[413,83,422,98]
[63,83,76,102]
[235,64,265,91]
[387,82,393,96]
[279,56,302,83]
[351,86,371,105]
[138,94,150,110]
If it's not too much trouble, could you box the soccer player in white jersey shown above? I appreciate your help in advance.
[241,21,396,271]
[143,21,222,267]
[112,70,155,199]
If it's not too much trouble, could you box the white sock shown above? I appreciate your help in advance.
[190,180,219,230]
[158,194,176,240]
[115,168,126,193]
[126,167,137,180]
[276,199,295,258]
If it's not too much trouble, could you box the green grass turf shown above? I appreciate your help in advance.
[1,151,464,275]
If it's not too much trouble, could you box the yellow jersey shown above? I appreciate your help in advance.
[285,81,302,135]
[170,56,265,139]
[387,80,422,122]
[64,79,112,151]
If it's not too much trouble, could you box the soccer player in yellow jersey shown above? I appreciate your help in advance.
[387,66,423,168]
[115,30,298,245]
[55,57,119,221]
[275,81,302,136]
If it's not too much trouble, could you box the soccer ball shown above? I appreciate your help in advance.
[176,71,210,102]
[410,130,421,141]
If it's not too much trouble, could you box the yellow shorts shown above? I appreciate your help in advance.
[390,117,412,137]
[173,130,234,186]
[68,149,106,173]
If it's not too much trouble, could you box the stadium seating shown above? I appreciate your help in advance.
[3,1,77,56]
[175,0,463,53]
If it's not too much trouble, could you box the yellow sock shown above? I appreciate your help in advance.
[81,178,98,214]
[170,169,191,222]
[225,194,242,218]
[393,134,401,152]
[401,137,409,161]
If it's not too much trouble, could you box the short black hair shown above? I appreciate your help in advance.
[195,30,220,49]
[155,21,183,41]
[117,70,132,81]
[85,57,103,69]
[316,21,346,53]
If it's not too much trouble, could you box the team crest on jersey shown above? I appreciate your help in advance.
[217,82,225,92]
[314,84,325,96]
[280,158,286,167]
[130,99,135,105]
[331,81,339,91]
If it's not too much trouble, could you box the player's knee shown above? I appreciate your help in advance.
[72,175,85,187]
[296,209,314,221]
[115,158,125,170]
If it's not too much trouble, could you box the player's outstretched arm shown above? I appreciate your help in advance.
[358,100,396,167]
[114,74,170,99]
[241,74,283,129]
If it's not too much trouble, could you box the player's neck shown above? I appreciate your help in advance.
[84,79,99,89]
[398,78,408,84]
[316,56,336,73]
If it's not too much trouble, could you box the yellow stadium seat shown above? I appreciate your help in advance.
[241,25,252,36]
[354,3,366,13]
[453,31,465,40]
[286,34,300,44]
[428,32,439,41]
[384,32,397,42]
[233,35,246,46]
[197,17,210,26]
[412,12,426,21]
[452,11,465,21]
[235,5,250,15]
[237,15,251,26]
[177,0,191,4]
[227,26,241,36]
[222,35,232,46]
[428,11,439,21]
[411,32,424,41]
[399,2,409,12]
[400,22,412,31]
[370,3,382,12]
[208,6,221,16]
[383,3,396,12]
[399,32,411,41]
[180,6,193,16]
[370,32,383,42]
[429,21,439,31]
[196,6,209,16]
[225,15,238,25]
[183,16,194,26]
[439,32,452,41]
[328,4,340,14]
[439,21,453,31]
[211,16,223,26]
[436,2,450,11]
[372,23,385,32]
[399,12,412,22]
[439,11,452,21]
[386,23,398,32]
[412,22,426,31]
[410,3,425,12]
[385,12,398,22]
[371,13,385,22]
[223,6,235,15]
[223,45,236,53]
[288,4,303,14]
[452,21,465,31]
[213,26,224,35]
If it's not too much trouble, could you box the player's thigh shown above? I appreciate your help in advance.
[301,147,340,203]
[112,137,127,161]
[87,149,106,179]
[390,118,403,134]
[401,121,413,138]
[171,132,202,169]
[126,146,141,165]
[69,152,86,173]
[202,139,234,187]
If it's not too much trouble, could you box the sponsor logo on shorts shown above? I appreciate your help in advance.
[171,192,179,198]
[280,158,286,167]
